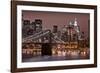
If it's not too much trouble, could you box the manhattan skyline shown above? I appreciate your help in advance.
[22,10,89,37]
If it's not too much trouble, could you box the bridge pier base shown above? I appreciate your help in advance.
[41,43,52,56]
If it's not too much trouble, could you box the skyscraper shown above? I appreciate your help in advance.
[35,19,42,32]
[53,25,58,33]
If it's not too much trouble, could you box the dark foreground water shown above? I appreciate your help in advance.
[22,54,89,62]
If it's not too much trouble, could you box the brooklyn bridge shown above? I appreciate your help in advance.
[22,18,89,62]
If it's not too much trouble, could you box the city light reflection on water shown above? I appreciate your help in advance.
[22,46,90,62]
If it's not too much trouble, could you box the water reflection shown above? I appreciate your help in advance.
[22,43,89,62]
[22,48,89,62]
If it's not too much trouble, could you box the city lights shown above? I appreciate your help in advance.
[22,18,89,61]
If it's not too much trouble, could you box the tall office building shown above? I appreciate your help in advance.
[35,19,42,32]
[66,18,80,42]
[22,20,31,37]
[23,20,30,25]
[53,25,58,33]
[31,22,36,31]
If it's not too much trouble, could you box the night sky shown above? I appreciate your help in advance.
[22,10,90,37]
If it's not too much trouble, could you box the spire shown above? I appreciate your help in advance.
[69,21,73,25]
[74,18,78,26]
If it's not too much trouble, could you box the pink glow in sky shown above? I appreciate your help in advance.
[22,11,90,37]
